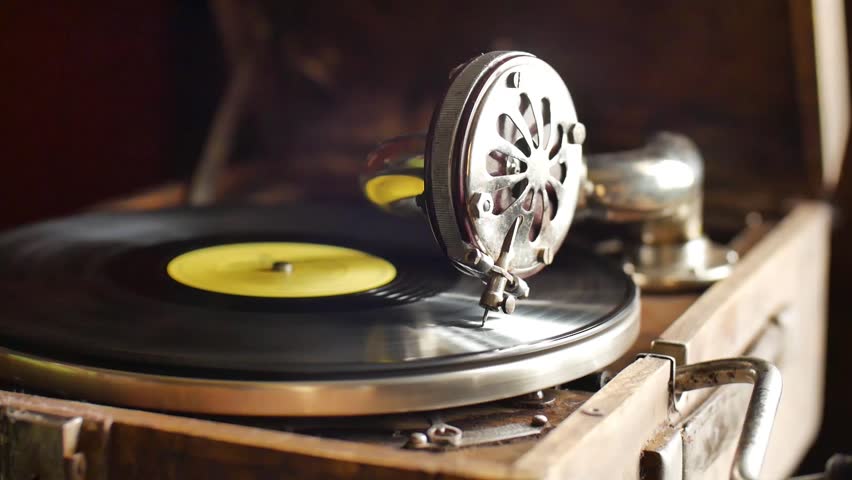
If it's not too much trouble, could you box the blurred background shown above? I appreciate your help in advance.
[0,1,849,473]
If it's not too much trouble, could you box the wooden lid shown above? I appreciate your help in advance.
[215,1,850,204]
[791,0,850,196]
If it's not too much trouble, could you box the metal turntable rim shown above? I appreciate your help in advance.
[0,294,638,416]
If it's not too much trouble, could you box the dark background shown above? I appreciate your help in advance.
[0,1,849,473]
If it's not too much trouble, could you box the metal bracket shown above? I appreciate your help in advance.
[675,358,782,480]
[636,352,679,412]
[637,355,783,480]
[0,407,109,480]
[650,340,688,367]
[404,420,547,451]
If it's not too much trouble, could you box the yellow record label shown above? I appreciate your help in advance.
[166,242,397,298]
[363,174,425,209]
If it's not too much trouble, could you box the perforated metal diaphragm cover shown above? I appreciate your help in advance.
[425,51,583,277]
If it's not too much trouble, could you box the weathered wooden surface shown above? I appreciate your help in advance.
[651,203,831,479]
[0,391,515,480]
[654,203,829,366]
[644,318,786,479]
[514,357,672,479]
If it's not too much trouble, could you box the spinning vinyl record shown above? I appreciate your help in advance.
[0,204,638,415]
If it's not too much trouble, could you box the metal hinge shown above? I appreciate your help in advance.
[0,407,109,480]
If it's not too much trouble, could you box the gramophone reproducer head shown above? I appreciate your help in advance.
[424,51,585,279]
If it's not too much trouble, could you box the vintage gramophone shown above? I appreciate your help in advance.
[0,2,846,479]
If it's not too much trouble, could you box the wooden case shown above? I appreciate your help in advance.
[0,1,848,479]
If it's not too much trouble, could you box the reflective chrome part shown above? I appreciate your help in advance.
[531,414,549,427]
[583,133,703,226]
[426,421,463,447]
[583,132,737,291]
[507,388,558,408]
[425,52,583,278]
[367,51,584,311]
[675,358,783,480]
[624,236,738,291]
[405,432,430,449]
[459,421,545,447]
[479,216,525,322]
[639,355,783,480]
[404,418,546,450]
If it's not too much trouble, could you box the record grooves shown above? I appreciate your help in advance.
[0,204,640,415]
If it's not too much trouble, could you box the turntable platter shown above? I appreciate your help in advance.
[0,204,638,415]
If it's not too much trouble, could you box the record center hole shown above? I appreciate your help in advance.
[270,261,294,274]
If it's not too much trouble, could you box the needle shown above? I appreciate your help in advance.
[480,308,489,327]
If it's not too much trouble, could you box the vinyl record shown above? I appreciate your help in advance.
[0,203,639,415]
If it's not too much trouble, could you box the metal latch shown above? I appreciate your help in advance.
[0,408,108,480]
[639,355,783,480]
